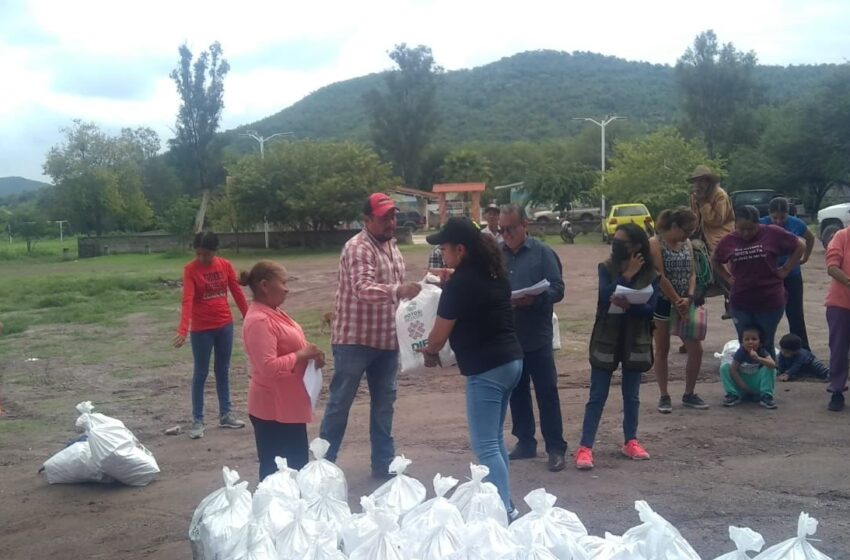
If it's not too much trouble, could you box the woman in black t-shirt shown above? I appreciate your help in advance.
[419,217,524,522]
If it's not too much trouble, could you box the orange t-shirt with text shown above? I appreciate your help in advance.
[177,257,249,336]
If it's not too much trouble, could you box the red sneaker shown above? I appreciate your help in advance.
[574,446,594,470]
[622,439,650,460]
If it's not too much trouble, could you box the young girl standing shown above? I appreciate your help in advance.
[575,223,659,470]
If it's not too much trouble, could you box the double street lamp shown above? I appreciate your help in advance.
[572,115,626,183]
[239,130,294,159]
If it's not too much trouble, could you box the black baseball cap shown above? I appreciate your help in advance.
[426,217,481,246]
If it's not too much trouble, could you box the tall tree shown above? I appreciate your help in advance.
[169,41,230,231]
[366,43,442,187]
[675,30,759,158]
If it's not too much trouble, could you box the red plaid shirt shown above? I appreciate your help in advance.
[333,230,407,350]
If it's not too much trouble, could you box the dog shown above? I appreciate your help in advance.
[320,311,335,335]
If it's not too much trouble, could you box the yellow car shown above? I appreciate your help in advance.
[603,204,655,242]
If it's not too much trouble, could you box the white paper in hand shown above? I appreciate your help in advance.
[608,284,654,314]
[511,279,550,300]
[304,360,322,410]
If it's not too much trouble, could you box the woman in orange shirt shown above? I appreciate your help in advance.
[240,260,325,480]
[173,232,249,439]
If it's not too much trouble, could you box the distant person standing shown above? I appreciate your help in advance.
[689,165,734,253]
[760,197,815,350]
[481,204,502,242]
[499,204,568,472]
[824,227,850,412]
[320,193,421,478]
[174,231,249,439]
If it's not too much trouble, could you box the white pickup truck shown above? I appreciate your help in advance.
[817,203,850,247]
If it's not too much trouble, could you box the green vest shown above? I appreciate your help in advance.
[588,262,658,373]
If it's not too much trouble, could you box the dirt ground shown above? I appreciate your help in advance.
[2,241,849,559]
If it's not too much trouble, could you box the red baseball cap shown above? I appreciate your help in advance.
[366,193,399,217]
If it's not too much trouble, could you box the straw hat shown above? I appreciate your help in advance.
[687,165,719,183]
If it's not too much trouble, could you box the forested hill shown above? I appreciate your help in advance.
[229,50,839,147]
[0,176,51,198]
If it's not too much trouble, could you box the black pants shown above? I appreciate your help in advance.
[509,345,567,455]
[784,273,810,351]
[250,415,308,481]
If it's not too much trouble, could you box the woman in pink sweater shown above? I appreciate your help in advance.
[239,260,325,480]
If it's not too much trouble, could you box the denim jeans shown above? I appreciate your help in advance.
[320,345,398,471]
[730,306,785,359]
[580,367,641,448]
[784,274,810,351]
[466,359,522,512]
[190,322,234,423]
[509,345,568,455]
[250,415,308,481]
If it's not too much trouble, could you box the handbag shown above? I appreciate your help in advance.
[676,304,707,341]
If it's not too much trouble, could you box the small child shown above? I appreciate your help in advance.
[720,325,777,409]
[777,334,829,382]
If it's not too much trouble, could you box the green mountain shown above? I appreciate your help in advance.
[227,50,841,148]
[0,176,51,198]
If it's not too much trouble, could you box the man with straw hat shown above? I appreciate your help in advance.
[688,165,734,252]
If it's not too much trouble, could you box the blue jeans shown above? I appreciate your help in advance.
[466,359,522,512]
[190,323,234,423]
[730,306,785,359]
[320,345,398,470]
[580,367,641,448]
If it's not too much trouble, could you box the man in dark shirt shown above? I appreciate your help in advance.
[500,204,568,471]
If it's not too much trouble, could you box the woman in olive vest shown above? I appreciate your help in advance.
[575,223,659,470]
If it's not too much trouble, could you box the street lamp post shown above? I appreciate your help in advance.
[239,131,294,159]
[572,115,626,183]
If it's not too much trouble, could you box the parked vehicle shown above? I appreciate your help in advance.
[603,204,655,242]
[396,210,426,231]
[729,189,805,219]
[817,203,850,248]
[531,202,602,223]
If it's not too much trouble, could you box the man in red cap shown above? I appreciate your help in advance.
[320,193,421,478]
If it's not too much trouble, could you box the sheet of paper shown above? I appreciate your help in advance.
[304,360,322,410]
[608,284,654,314]
[511,279,550,300]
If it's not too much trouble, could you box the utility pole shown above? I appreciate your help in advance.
[572,115,626,184]
[54,220,70,245]
[240,131,294,159]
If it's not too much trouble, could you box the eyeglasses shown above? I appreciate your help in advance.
[499,224,523,235]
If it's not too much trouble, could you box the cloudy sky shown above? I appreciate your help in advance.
[1,0,848,181]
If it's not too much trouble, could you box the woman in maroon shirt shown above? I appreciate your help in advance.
[712,206,804,359]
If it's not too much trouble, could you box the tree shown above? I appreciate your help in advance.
[366,44,441,187]
[524,162,598,211]
[229,141,394,232]
[10,207,51,255]
[440,149,493,184]
[601,128,725,215]
[675,30,760,158]
[169,41,230,230]
[160,196,199,246]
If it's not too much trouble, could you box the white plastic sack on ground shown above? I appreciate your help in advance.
[221,521,277,560]
[255,457,300,502]
[396,282,457,374]
[714,526,765,560]
[296,438,347,501]
[369,455,426,516]
[552,313,561,350]
[715,339,740,366]
[349,507,406,560]
[274,499,325,560]
[579,533,641,560]
[41,440,113,484]
[622,500,699,560]
[74,401,126,431]
[251,490,295,538]
[510,489,588,559]
[519,541,561,560]
[402,474,461,538]
[449,463,500,521]
[466,490,508,527]
[188,466,252,560]
[305,485,352,536]
[304,360,322,410]
[409,499,465,560]
[462,516,521,560]
[753,513,832,560]
[302,523,348,560]
[342,496,383,555]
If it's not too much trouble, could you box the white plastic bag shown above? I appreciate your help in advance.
[342,496,382,555]
[396,282,457,374]
[296,438,347,501]
[519,542,561,560]
[715,339,740,366]
[74,401,126,431]
[349,507,406,560]
[466,490,509,527]
[303,526,348,560]
[552,313,561,350]
[188,466,252,560]
[274,499,325,560]
[369,455,426,516]
[579,533,640,560]
[255,457,300,502]
[714,526,765,560]
[221,521,277,560]
[450,463,500,521]
[510,489,588,559]
[306,485,352,536]
[41,440,113,484]
[463,516,522,560]
[753,513,832,560]
[251,490,295,537]
[402,474,461,537]
[304,360,322,410]
[409,499,465,560]
[622,500,699,560]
